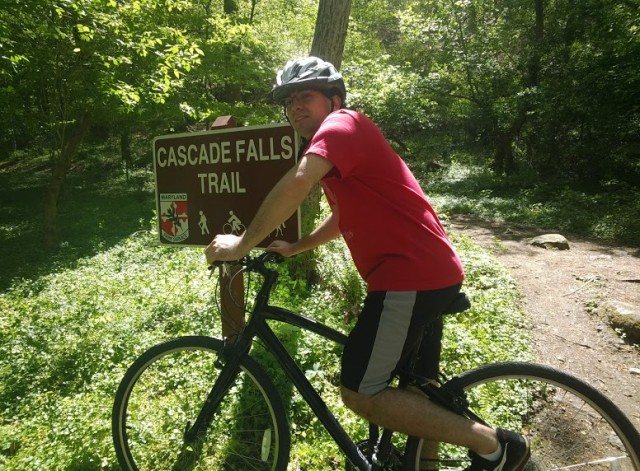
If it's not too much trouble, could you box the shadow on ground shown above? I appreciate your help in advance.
[0,156,155,291]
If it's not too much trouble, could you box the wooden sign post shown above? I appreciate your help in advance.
[211,116,245,343]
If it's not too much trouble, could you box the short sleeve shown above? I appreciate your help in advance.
[305,110,360,178]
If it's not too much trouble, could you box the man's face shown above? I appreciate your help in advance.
[284,89,334,139]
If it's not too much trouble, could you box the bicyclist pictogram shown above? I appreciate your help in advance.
[222,210,246,235]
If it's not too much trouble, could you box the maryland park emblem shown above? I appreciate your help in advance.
[159,194,189,243]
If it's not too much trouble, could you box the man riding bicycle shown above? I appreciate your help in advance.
[205,56,530,470]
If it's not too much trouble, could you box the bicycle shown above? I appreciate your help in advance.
[112,251,640,470]
[222,222,246,235]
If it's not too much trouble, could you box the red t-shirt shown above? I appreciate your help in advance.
[305,109,464,291]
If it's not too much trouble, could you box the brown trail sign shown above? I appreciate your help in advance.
[153,121,300,247]
[153,118,300,344]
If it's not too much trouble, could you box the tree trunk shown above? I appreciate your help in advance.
[249,0,258,24]
[493,0,545,174]
[120,131,131,180]
[42,113,91,248]
[493,131,515,175]
[287,0,352,283]
[310,0,352,69]
[529,0,544,87]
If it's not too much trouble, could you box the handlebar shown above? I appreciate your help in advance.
[208,251,285,274]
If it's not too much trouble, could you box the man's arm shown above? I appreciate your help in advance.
[204,153,333,263]
[267,208,341,257]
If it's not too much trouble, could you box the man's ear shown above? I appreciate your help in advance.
[330,94,343,111]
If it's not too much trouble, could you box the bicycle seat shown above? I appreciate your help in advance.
[443,292,471,315]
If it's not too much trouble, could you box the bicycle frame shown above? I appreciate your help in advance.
[187,260,374,471]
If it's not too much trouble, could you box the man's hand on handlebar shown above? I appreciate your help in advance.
[204,234,248,265]
[265,240,297,258]
[205,233,297,266]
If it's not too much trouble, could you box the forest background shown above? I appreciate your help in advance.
[2,0,640,253]
[1,0,639,469]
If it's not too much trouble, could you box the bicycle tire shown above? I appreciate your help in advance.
[405,362,640,470]
[112,336,291,471]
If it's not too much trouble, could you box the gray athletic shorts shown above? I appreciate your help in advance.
[341,284,462,395]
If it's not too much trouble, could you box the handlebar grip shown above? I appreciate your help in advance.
[261,251,285,264]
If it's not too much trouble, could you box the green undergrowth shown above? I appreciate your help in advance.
[0,210,530,470]
[415,159,640,246]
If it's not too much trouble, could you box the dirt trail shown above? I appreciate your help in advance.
[450,215,640,432]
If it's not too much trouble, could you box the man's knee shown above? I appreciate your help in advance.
[341,385,377,418]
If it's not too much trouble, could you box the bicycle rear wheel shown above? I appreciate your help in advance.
[410,362,640,470]
[112,336,290,471]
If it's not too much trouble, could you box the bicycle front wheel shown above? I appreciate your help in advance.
[432,362,640,470]
[112,336,290,471]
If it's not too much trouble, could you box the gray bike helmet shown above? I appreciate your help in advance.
[269,56,346,105]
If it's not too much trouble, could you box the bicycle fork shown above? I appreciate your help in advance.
[183,343,245,445]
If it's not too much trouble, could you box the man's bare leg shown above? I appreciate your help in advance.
[341,386,499,456]
[418,441,440,470]
[405,385,439,469]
